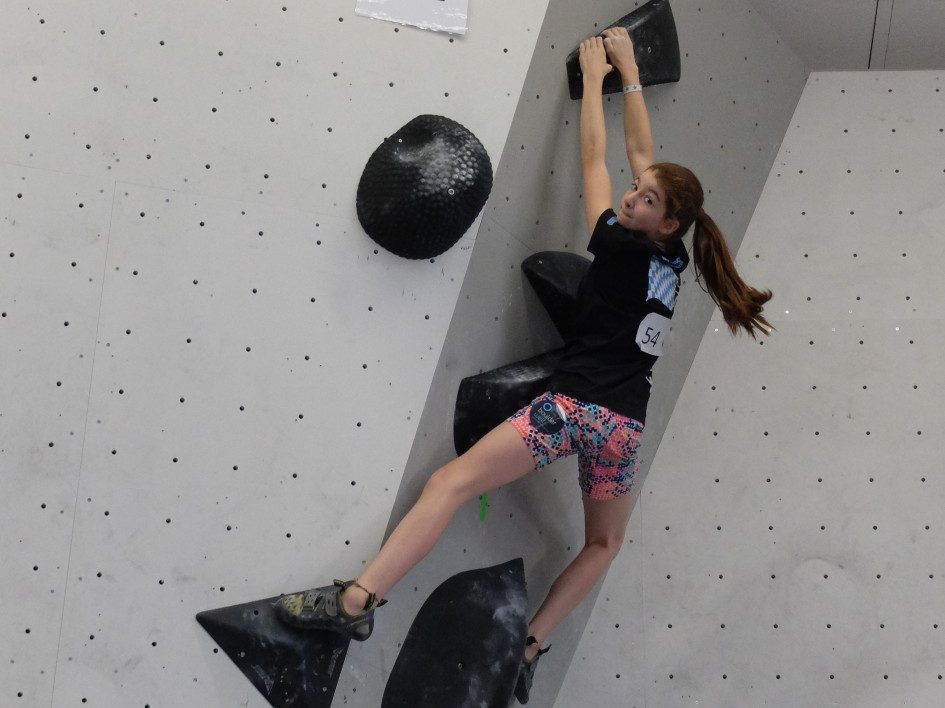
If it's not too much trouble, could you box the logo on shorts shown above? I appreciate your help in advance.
[529,399,566,435]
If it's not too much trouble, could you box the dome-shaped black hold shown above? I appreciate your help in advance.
[356,115,493,260]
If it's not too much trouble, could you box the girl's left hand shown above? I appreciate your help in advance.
[579,36,613,81]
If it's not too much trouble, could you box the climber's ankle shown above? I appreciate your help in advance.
[341,586,368,616]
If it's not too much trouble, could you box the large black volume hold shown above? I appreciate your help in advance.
[357,114,493,260]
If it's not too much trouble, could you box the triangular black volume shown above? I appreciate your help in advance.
[453,350,564,457]
[382,559,529,708]
[196,590,350,708]
[567,0,682,100]
[521,250,591,341]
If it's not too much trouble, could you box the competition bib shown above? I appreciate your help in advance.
[636,312,670,357]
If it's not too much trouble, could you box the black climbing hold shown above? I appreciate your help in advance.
[382,558,529,708]
[520,250,592,341]
[566,0,681,100]
[195,590,349,707]
[453,250,592,456]
[454,349,564,457]
[357,114,493,259]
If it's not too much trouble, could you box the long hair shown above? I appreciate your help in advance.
[647,162,775,340]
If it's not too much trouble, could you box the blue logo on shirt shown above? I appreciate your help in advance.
[648,256,680,310]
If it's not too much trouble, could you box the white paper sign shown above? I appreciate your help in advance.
[636,312,670,357]
[355,0,469,35]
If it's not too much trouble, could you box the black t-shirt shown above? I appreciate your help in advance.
[548,208,690,425]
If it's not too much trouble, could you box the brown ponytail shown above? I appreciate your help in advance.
[648,163,775,340]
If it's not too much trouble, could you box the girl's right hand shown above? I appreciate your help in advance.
[601,27,637,71]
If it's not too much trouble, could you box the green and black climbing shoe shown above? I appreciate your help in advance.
[275,578,388,641]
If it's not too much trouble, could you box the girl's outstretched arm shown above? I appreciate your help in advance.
[579,36,610,163]
[600,27,654,163]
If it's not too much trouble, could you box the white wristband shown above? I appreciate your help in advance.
[622,84,643,94]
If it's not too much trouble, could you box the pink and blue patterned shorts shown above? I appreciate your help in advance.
[505,390,644,501]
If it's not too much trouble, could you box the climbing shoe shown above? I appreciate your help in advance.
[514,635,551,704]
[275,578,388,642]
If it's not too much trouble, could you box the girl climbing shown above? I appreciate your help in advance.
[276,27,774,704]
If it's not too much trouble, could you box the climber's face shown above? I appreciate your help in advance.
[615,168,678,249]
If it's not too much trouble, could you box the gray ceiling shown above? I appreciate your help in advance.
[746,0,945,71]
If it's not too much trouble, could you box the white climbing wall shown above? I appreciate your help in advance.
[6,0,933,706]
[557,70,945,706]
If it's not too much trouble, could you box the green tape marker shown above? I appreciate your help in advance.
[480,493,487,521]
